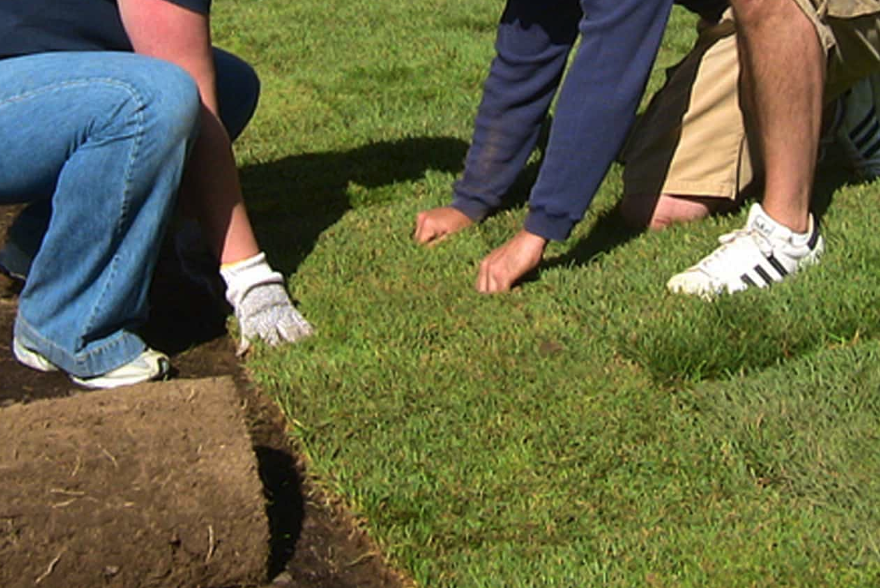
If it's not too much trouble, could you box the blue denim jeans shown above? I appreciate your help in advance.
[0,47,259,280]
[0,51,201,377]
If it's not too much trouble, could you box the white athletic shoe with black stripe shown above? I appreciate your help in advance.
[667,203,824,299]
[835,74,880,180]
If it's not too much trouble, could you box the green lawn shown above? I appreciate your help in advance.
[213,2,880,586]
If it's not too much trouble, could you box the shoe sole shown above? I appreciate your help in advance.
[13,338,58,372]
[13,338,170,389]
[72,350,171,389]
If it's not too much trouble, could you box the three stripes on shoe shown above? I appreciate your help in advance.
[846,94,880,162]
[739,253,789,289]
[738,227,821,289]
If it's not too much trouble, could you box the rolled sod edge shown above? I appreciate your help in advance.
[0,376,268,588]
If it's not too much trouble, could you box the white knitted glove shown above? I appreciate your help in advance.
[220,252,314,355]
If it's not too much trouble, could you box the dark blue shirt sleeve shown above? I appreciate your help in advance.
[450,0,582,224]
[525,0,674,240]
[452,0,674,241]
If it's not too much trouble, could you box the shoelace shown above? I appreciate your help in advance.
[694,228,771,274]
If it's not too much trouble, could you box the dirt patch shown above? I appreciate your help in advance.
[0,377,268,588]
[0,205,409,588]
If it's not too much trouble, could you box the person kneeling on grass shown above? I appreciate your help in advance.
[0,0,312,389]
[619,0,880,298]
[414,0,880,299]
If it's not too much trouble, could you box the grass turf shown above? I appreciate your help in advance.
[213,2,880,585]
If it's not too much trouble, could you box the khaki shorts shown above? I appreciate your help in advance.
[622,1,880,200]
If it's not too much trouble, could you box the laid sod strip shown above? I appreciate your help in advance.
[214,0,879,585]
[249,182,880,587]
[680,341,880,586]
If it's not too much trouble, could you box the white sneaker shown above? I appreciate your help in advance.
[13,338,58,372]
[835,74,880,180]
[667,203,824,299]
[13,338,171,389]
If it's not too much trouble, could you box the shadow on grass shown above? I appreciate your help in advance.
[812,143,860,222]
[239,136,470,273]
[145,125,558,349]
[541,206,642,274]
[241,118,557,276]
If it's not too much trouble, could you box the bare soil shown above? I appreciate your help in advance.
[0,205,408,588]
[0,377,269,588]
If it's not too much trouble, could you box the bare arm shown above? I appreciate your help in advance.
[116,0,314,347]
[117,0,259,263]
[117,0,217,112]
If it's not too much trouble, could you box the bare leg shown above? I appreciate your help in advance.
[177,106,260,265]
[666,1,828,298]
[731,0,825,233]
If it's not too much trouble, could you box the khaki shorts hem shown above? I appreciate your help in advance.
[623,179,739,200]
[793,0,837,53]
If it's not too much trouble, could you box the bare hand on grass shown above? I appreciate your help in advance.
[476,229,546,293]
[413,206,473,246]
